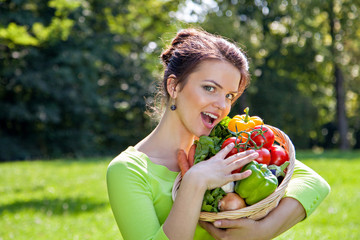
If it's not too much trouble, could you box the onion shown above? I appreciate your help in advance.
[218,193,247,211]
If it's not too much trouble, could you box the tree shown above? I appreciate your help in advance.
[198,0,320,148]
[0,0,182,160]
[197,0,360,149]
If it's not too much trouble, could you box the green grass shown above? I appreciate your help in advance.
[0,158,119,240]
[1,150,359,240]
[276,150,360,240]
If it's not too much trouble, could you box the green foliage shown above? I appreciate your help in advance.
[0,22,39,46]
[200,1,319,148]
[0,0,181,160]
[200,0,360,149]
[1,0,360,160]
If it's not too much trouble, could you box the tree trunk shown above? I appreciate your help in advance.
[329,0,350,150]
[335,65,350,149]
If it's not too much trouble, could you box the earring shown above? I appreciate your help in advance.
[170,98,176,111]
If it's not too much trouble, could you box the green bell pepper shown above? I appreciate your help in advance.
[235,161,278,205]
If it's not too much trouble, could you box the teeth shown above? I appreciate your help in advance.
[203,112,218,119]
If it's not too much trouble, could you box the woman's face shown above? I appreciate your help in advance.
[174,59,241,137]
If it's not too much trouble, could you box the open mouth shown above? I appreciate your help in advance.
[201,112,219,129]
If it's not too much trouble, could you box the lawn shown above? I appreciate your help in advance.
[1,150,359,240]
[276,150,360,240]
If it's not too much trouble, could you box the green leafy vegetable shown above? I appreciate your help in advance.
[201,188,226,212]
[193,136,221,164]
[209,116,232,140]
[194,116,232,165]
[193,117,232,212]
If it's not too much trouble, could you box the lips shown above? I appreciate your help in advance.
[201,112,219,129]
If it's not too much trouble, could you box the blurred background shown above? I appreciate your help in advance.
[1,0,359,160]
[1,1,360,239]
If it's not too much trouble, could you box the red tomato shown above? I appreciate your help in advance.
[221,137,243,158]
[221,137,244,173]
[231,168,242,174]
[250,125,275,149]
[254,148,271,165]
[269,145,289,166]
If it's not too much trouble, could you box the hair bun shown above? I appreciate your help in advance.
[161,29,201,66]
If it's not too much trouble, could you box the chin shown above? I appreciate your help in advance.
[194,128,213,138]
[190,121,216,138]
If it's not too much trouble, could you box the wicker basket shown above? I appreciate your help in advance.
[172,124,295,222]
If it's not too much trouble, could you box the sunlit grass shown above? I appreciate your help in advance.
[276,150,360,240]
[0,158,119,240]
[1,151,359,239]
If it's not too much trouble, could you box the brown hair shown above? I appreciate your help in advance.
[147,28,250,119]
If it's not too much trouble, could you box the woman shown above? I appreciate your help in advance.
[107,28,330,240]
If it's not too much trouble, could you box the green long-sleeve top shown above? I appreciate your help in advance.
[106,147,330,240]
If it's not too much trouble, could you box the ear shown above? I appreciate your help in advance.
[166,74,179,98]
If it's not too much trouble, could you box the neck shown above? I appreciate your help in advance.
[135,109,195,160]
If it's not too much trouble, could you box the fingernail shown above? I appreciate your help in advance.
[214,221,221,227]
[228,143,235,147]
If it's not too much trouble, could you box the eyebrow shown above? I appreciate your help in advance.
[203,80,238,94]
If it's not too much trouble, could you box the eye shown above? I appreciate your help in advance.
[203,85,215,92]
[226,93,235,101]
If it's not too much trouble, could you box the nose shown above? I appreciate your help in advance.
[214,95,228,110]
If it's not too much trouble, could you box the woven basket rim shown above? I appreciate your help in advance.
[171,124,296,221]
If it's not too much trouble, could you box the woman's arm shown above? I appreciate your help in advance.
[263,197,306,238]
[163,170,208,240]
[283,160,331,217]
[163,146,257,240]
[107,158,169,240]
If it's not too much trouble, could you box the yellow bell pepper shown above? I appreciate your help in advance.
[228,107,263,132]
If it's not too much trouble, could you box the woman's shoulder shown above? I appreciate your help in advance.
[107,146,149,173]
[106,147,152,193]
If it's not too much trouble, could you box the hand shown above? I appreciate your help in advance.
[199,218,270,240]
[186,143,258,190]
[199,198,306,240]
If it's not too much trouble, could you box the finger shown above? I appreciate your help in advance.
[230,153,258,171]
[213,218,255,229]
[227,169,252,182]
[216,142,235,158]
[199,221,225,239]
[224,150,258,165]
[198,220,212,230]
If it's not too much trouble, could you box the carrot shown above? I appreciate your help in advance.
[188,144,196,167]
[177,149,189,177]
